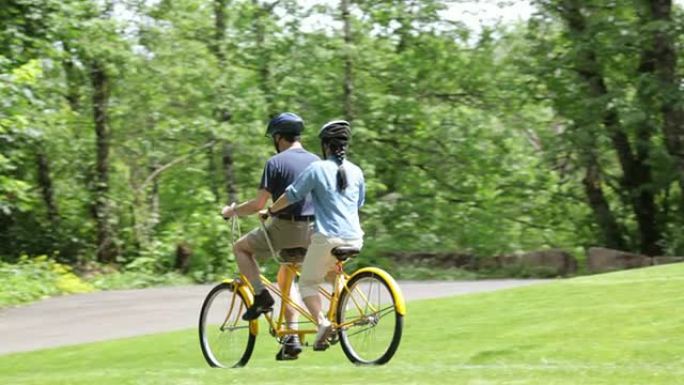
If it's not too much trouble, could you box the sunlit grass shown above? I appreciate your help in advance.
[1,263,683,384]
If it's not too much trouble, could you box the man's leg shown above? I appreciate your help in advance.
[233,235,263,292]
[234,234,274,320]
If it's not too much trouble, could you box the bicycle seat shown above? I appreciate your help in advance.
[279,247,307,263]
[331,246,361,261]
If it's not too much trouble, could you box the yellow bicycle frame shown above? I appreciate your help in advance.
[226,263,406,339]
[221,277,260,335]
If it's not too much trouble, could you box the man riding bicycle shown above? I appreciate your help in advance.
[268,120,365,351]
[221,112,319,360]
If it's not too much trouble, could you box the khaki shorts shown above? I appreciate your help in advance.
[244,217,314,262]
[299,233,363,298]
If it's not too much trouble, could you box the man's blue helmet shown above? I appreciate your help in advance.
[265,112,304,137]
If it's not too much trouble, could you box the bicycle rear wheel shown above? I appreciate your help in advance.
[336,270,403,365]
[199,282,256,368]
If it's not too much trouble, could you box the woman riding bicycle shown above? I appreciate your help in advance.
[268,120,364,351]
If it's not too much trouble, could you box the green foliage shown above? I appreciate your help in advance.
[392,265,478,280]
[87,270,192,291]
[0,254,196,307]
[0,255,94,306]
[0,59,42,216]
[1,0,683,288]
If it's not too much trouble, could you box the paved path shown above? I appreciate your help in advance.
[0,279,547,355]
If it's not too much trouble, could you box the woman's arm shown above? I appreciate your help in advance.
[269,164,316,214]
[358,174,365,209]
[269,193,291,214]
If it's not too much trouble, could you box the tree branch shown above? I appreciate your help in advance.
[136,140,216,193]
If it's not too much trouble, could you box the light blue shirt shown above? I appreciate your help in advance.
[285,158,365,240]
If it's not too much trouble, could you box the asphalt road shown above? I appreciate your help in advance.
[0,279,547,355]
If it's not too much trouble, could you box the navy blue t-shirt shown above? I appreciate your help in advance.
[259,148,320,216]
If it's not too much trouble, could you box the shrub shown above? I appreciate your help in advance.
[0,255,94,307]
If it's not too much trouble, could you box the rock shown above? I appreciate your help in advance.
[517,249,578,276]
[498,254,521,268]
[587,247,650,273]
[476,255,505,270]
[476,250,576,277]
[386,250,578,276]
[652,256,684,265]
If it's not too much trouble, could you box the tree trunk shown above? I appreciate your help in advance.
[341,0,354,122]
[62,42,80,111]
[90,60,116,263]
[212,0,237,203]
[148,163,161,230]
[206,142,220,204]
[558,0,663,255]
[222,142,238,204]
[36,144,60,224]
[640,0,684,208]
[212,0,227,64]
[175,242,192,273]
[581,156,626,249]
[253,1,277,118]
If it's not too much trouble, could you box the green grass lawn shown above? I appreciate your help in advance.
[2,264,683,385]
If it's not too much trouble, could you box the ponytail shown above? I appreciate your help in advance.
[323,139,348,191]
[334,146,348,191]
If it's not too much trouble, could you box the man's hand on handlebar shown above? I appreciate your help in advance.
[221,203,237,220]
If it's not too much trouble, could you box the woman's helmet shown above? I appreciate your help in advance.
[319,120,352,191]
[318,120,351,141]
[265,112,304,137]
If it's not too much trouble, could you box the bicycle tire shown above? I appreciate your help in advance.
[336,270,404,365]
[199,282,256,368]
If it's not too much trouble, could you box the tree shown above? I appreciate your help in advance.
[636,0,684,209]
[530,0,669,254]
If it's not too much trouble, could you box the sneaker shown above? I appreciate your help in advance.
[242,290,275,321]
[313,320,334,351]
[275,335,303,361]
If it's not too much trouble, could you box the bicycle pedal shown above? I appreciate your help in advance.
[275,351,299,361]
[313,343,330,352]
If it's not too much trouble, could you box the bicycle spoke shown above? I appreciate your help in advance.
[200,284,254,368]
[338,274,400,364]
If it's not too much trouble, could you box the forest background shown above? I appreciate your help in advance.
[1,0,683,299]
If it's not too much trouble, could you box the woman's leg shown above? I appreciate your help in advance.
[299,234,338,325]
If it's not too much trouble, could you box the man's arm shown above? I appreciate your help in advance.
[221,189,271,218]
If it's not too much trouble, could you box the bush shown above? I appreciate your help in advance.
[80,255,194,289]
[86,270,192,290]
[0,255,94,307]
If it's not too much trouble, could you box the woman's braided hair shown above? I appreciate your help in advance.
[319,120,352,191]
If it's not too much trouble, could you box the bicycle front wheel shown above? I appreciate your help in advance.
[336,270,404,365]
[199,282,256,368]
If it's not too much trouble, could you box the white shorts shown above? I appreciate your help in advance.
[299,233,363,298]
